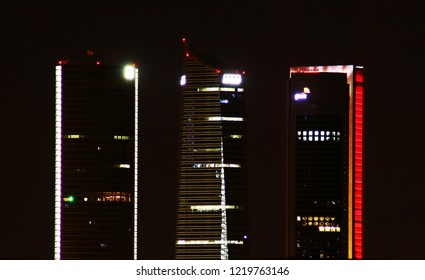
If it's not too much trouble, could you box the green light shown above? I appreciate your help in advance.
[68,196,74,202]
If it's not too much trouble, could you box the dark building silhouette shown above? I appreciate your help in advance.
[286,65,364,259]
[54,61,139,259]
[175,39,249,259]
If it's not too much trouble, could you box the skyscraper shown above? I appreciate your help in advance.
[175,39,249,259]
[286,65,364,259]
[54,61,139,259]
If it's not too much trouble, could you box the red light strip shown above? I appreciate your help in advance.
[354,70,363,259]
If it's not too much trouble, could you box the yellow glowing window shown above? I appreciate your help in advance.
[65,134,84,139]
[114,135,130,140]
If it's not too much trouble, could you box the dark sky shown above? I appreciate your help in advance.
[1,1,424,259]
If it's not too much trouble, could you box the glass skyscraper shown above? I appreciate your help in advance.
[54,61,139,259]
[175,39,249,259]
[286,65,364,259]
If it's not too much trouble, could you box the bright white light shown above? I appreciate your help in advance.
[294,87,310,101]
[190,205,237,212]
[124,65,135,80]
[133,68,139,260]
[198,87,236,92]
[208,116,244,122]
[54,66,62,260]
[180,75,186,86]
[294,93,307,101]
[222,74,242,85]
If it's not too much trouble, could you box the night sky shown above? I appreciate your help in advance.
[1,1,424,260]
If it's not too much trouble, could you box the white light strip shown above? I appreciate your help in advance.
[193,148,221,152]
[208,116,244,122]
[176,240,243,245]
[198,87,236,92]
[54,66,62,260]
[220,140,228,260]
[190,205,237,212]
[294,93,307,101]
[134,68,139,260]
[193,163,241,168]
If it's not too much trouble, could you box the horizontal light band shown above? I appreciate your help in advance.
[177,240,243,245]
[208,117,244,122]
[193,163,241,168]
[190,205,238,212]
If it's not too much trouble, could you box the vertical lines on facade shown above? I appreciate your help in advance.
[175,40,249,260]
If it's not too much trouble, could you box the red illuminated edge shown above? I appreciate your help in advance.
[354,69,363,259]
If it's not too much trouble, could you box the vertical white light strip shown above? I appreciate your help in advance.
[133,68,139,260]
[54,66,62,260]
[220,140,229,260]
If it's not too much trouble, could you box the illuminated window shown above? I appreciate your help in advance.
[208,116,244,122]
[114,135,130,140]
[193,163,242,168]
[221,87,236,92]
[177,240,243,245]
[297,130,341,141]
[222,74,242,85]
[112,164,131,169]
[198,87,219,92]
[190,205,239,212]
[294,87,310,101]
[198,87,236,92]
[318,226,341,232]
[102,192,131,202]
[65,134,84,139]
[193,148,221,152]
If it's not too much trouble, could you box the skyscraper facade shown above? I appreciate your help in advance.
[286,65,364,259]
[175,39,249,259]
[54,61,139,259]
